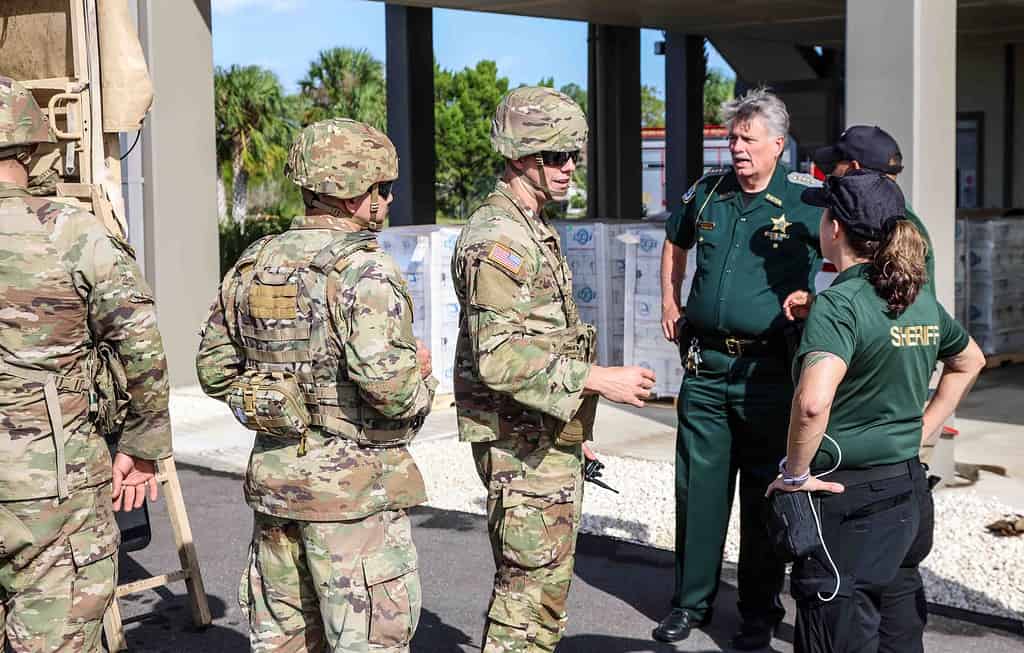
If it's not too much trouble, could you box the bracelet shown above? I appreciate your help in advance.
[778,456,810,487]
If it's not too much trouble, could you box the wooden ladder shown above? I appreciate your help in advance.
[103,457,212,650]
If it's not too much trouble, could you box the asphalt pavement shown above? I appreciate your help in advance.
[116,465,1024,652]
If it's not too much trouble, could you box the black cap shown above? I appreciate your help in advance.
[801,169,906,240]
[813,125,904,175]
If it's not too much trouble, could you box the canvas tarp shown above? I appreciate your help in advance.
[0,0,153,132]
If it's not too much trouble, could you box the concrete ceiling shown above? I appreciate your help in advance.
[385,0,1024,46]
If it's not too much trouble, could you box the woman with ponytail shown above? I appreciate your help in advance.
[766,170,985,653]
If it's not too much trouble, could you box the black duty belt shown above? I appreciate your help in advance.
[824,459,921,487]
[698,333,783,358]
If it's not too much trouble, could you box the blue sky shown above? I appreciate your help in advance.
[211,0,733,96]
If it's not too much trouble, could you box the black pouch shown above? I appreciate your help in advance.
[767,491,823,562]
[675,317,693,360]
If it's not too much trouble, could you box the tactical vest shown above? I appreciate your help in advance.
[479,191,599,444]
[226,230,423,451]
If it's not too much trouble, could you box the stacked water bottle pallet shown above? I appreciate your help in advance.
[955,210,1024,362]
[621,227,694,398]
[377,225,462,394]
[554,220,647,365]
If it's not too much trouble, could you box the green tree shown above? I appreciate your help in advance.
[435,60,510,220]
[702,43,736,124]
[641,84,665,127]
[298,47,386,129]
[559,83,587,114]
[214,65,293,224]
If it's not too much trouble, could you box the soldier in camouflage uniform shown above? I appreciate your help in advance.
[196,117,436,653]
[0,76,172,651]
[452,86,656,652]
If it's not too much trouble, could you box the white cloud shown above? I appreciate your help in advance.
[212,0,306,16]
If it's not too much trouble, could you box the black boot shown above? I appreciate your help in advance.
[652,608,711,643]
[730,618,779,651]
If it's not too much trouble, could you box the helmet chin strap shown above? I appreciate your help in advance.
[308,191,381,232]
[514,154,553,203]
[366,184,383,232]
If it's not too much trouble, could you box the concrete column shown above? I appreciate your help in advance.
[846,0,957,307]
[386,5,436,226]
[664,34,705,211]
[138,0,220,386]
[1005,44,1016,208]
[587,24,642,219]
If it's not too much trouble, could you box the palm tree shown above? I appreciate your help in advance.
[298,47,386,129]
[214,65,293,224]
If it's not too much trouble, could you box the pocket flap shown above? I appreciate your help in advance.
[502,479,574,509]
[68,507,119,569]
[363,546,418,586]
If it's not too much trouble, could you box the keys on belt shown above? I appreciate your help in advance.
[685,337,703,376]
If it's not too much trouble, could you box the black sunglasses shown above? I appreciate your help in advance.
[540,150,581,167]
[373,180,394,199]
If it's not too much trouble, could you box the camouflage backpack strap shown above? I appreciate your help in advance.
[0,361,88,500]
[309,230,379,273]
[312,230,380,342]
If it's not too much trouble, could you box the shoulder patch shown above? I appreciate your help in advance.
[487,243,524,275]
[682,183,697,205]
[787,172,823,188]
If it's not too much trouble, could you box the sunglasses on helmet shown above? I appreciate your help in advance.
[373,180,394,199]
[540,150,581,167]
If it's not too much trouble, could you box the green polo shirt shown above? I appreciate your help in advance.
[665,164,824,338]
[904,205,935,297]
[796,263,969,470]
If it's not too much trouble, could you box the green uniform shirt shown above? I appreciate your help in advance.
[796,263,969,470]
[904,205,935,297]
[666,164,824,338]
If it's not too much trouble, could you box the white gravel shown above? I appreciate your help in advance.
[409,437,1024,620]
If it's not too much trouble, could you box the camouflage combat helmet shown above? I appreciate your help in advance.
[490,86,587,160]
[0,76,56,155]
[286,118,398,199]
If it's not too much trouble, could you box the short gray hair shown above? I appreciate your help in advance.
[721,87,790,138]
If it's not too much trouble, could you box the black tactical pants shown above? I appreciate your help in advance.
[791,459,933,653]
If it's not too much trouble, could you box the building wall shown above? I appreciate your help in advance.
[138,0,220,387]
[956,43,1006,209]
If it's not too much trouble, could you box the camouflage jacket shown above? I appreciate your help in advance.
[451,180,593,443]
[196,214,433,521]
[0,182,172,501]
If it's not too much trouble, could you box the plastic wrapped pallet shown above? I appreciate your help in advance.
[554,220,646,366]
[622,228,695,398]
[377,225,463,394]
[958,215,1024,356]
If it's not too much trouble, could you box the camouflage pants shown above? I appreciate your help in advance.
[0,484,119,653]
[239,508,421,653]
[472,436,583,653]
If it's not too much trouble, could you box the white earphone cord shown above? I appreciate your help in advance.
[809,433,842,602]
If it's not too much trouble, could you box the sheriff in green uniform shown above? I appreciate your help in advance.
[767,170,985,653]
[656,88,823,649]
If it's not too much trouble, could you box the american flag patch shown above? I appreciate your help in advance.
[487,243,524,274]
